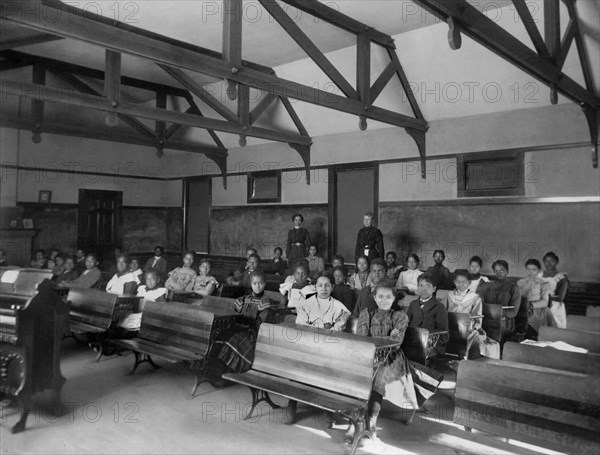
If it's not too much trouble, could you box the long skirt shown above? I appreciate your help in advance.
[528,307,557,333]
[211,327,256,373]
[375,350,443,410]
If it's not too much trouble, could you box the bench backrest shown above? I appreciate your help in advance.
[252,323,375,401]
[139,301,215,355]
[482,303,502,342]
[445,312,471,358]
[539,326,600,353]
[401,326,429,365]
[503,341,600,376]
[67,288,119,329]
[454,359,600,452]
[566,315,600,333]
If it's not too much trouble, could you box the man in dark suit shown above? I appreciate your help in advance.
[144,245,167,283]
[354,212,384,262]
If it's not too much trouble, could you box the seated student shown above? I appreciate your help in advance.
[112,270,167,340]
[406,273,449,356]
[207,270,272,386]
[129,256,143,283]
[53,256,79,284]
[144,245,168,283]
[270,247,287,276]
[190,259,219,296]
[426,249,452,289]
[352,282,411,441]
[466,255,489,293]
[279,262,316,309]
[349,255,371,292]
[352,259,389,318]
[296,274,350,331]
[285,273,350,423]
[477,260,522,336]
[539,251,568,328]
[227,253,261,288]
[396,253,424,297]
[30,249,46,268]
[243,247,258,270]
[165,251,197,291]
[106,254,140,295]
[442,270,499,359]
[331,266,354,313]
[51,254,66,280]
[331,254,345,269]
[305,244,325,282]
[74,249,87,275]
[59,253,101,288]
[517,259,556,339]
[385,251,403,281]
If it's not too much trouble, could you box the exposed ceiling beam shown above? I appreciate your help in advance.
[222,0,243,100]
[511,0,549,58]
[544,0,561,61]
[556,18,576,70]
[259,0,358,99]
[249,92,278,125]
[0,50,189,97]
[49,68,156,137]
[1,1,426,132]
[565,0,595,93]
[0,116,226,156]
[370,61,396,105]
[158,64,239,123]
[1,80,313,145]
[0,32,62,50]
[184,95,226,149]
[0,58,32,72]
[411,0,599,109]
[278,0,395,49]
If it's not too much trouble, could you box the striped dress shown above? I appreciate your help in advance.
[213,292,271,372]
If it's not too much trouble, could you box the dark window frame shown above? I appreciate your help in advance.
[457,150,525,197]
[247,170,282,204]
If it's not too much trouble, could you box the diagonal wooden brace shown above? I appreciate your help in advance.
[406,127,427,178]
[288,143,311,185]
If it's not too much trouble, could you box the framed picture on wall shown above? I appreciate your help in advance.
[23,219,34,229]
[247,171,282,204]
[39,190,52,203]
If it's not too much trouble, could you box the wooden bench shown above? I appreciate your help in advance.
[539,326,600,353]
[111,300,240,396]
[454,359,600,454]
[503,341,600,376]
[567,315,600,333]
[67,288,139,361]
[223,323,389,454]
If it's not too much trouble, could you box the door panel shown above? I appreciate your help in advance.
[78,189,122,260]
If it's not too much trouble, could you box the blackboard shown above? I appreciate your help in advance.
[379,202,599,282]
[210,205,328,260]
[123,207,182,252]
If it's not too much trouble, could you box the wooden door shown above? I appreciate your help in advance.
[329,165,377,264]
[78,189,122,259]
[185,177,211,253]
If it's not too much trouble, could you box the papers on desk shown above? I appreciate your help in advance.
[521,339,589,353]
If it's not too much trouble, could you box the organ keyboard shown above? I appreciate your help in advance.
[0,268,68,433]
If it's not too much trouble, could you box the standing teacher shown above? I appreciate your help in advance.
[355,212,384,262]
[286,214,311,265]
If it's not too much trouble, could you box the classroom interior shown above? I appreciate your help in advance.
[1,0,599,454]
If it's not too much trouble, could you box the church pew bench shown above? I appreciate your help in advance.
[538,326,600,353]
[454,358,600,454]
[567,315,600,333]
[111,300,240,396]
[67,288,139,361]
[223,322,396,455]
[502,341,600,376]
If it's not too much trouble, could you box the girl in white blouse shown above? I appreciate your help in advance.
[396,253,424,295]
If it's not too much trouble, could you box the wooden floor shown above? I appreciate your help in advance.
[1,339,568,455]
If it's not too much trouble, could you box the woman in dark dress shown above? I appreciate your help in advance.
[286,214,311,265]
